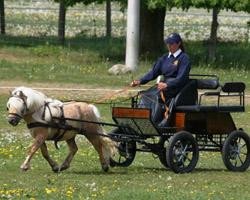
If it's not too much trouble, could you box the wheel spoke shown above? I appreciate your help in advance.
[240,143,246,149]
[111,141,135,166]
[168,132,198,173]
[222,131,250,171]
[182,144,188,152]
[179,142,184,151]
[237,154,244,165]
[234,158,237,167]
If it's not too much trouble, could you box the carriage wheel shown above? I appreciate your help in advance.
[158,137,169,168]
[222,130,250,172]
[166,131,199,173]
[109,128,136,167]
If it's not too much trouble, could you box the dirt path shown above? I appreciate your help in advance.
[1,80,250,104]
[0,80,140,102]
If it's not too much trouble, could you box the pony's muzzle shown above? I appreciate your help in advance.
[8,115,21,126]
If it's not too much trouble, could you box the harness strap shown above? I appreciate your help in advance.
[27,122,85,133]
[41,102,66,148]
[27,121,86,149]
[160,91,169,120]
[53,106,67,148]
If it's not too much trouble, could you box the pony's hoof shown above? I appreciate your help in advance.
[20,165,30,171]
[102,165,109,172]
[52,166,60,173]
[59,165,68,172]
[109,159,116,168]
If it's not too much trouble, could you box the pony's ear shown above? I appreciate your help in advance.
[9,90,12,96]
[19,91,27,101]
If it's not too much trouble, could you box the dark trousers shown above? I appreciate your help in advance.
[138,86,176,124]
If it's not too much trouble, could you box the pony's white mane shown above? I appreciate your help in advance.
[12,86,47,112]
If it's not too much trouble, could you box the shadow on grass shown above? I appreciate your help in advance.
[193,167,227,173]
[67,166,171,176]
[135,166,228,173]
[68,169,130,176]
[68,167,230,176]
[0,34,125,61]
[1,34,250,68]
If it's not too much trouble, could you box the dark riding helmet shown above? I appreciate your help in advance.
[164,33,182,44]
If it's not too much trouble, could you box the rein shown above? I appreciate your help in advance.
[138,85,166,107]
[95,85,132,104]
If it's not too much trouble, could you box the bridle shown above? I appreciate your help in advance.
[7,95,29,119]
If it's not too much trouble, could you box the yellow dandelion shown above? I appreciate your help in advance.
[45,188,56,194]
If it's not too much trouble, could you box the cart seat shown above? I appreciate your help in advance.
[173,79,245,113]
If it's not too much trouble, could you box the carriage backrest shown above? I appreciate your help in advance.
[222,82,245,93]
[174,79,198,107]
[173,76,220,107]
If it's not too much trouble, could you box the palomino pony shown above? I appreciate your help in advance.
[6,86,116,172]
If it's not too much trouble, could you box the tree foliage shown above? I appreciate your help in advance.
[173,0,250,12]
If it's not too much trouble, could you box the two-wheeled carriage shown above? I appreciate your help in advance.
[108,74,250,173]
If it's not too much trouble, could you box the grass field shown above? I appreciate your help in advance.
[1,92,250,199]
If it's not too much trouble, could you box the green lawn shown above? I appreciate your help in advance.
[0,38,250,199]
[1,93,250,199]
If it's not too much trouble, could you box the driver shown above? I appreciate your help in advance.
[131,32,191,126]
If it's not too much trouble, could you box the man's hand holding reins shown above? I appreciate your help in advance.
[130,80,141,87]
[157,82,168,91]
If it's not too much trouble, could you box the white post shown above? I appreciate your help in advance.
[125,0,140,71]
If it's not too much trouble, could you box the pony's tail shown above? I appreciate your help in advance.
[89,104,100,119]
[99,131,117,164]
[88,104,117,163]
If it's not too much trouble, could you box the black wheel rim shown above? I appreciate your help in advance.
[228,136,248,168]
[172,139,195,170]
[110,141,136,167]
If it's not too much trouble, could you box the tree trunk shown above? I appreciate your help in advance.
[140,2,166,57]
[207,7,219,63]
[106,0,111,38]
[0,0,5,34]
[58,2,66,44]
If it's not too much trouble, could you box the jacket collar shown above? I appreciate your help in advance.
[168,49,182,58]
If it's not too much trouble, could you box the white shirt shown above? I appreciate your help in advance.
[168,49,182,58]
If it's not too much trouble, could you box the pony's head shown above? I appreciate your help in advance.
[6,87,47,126]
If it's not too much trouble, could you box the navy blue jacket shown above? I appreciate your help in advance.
[140,51,191,93]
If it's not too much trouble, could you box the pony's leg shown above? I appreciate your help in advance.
[20,133,46,171]
[87,136,109,172]
[40,142,59,172]
[59,137,78,172]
